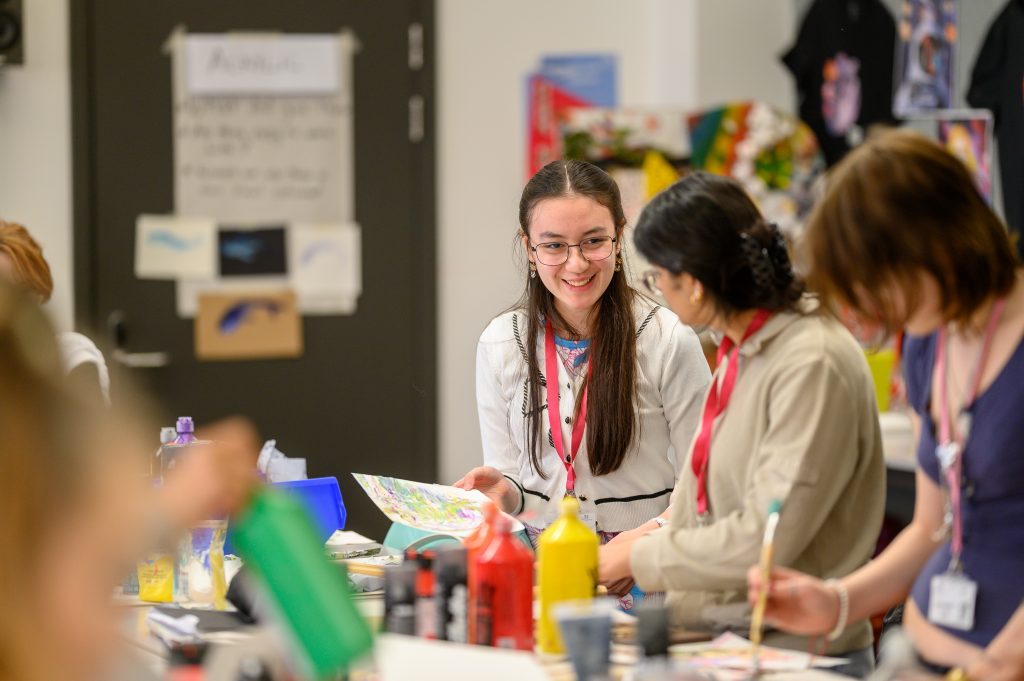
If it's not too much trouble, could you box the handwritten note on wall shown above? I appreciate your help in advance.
[172,33,356,225]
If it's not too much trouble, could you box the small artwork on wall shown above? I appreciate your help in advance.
[893,0,957,116]
[218,225,288,277]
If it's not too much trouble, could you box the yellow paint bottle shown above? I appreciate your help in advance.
[536,496,599,654]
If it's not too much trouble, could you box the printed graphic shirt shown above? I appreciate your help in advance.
[782,0,899,166]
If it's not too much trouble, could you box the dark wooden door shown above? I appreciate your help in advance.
[71,0,436,538]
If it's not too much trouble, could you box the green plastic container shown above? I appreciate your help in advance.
[232,488,374,679]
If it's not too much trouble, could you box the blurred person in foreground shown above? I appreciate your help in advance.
[0,280,259,681]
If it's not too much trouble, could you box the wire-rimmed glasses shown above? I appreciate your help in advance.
[529,236,616,266]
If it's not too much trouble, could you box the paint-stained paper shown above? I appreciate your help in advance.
[289,221,361,300]
[352,473,523,537]
[135,215,216,280]
[194,290,302,361]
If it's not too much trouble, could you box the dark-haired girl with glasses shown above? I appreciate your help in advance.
[453,160,711,596]
[599,171,885,675]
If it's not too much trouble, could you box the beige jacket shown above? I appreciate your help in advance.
[631,301,885,654]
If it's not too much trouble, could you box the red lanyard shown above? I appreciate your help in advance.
[935,298,1006,564]
[691,310,773,522]
[545,320,591,495]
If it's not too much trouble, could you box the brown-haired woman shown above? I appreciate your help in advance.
[748,129,1024,679]
[453,160,710,581]
[0,219,110,403]
[599,170,884,675]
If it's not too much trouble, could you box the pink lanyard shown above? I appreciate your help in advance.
[691,310,773,522]
[544,320,591,495]
[935,298,1006,565]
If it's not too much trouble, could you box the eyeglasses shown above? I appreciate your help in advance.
[641,269,662,297]
[529,236,616,267]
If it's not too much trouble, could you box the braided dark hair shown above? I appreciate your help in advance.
[634,171,804,316]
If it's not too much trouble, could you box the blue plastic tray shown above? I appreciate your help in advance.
[224,476,346,555]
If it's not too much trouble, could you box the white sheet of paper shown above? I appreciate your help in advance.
[184,34,341,96]
[374,635,549,681]
[135,215,216,280]
[290,221,361,297]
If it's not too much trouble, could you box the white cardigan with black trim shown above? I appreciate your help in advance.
[475,299,710,533]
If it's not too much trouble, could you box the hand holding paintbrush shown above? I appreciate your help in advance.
[749,499,783,677]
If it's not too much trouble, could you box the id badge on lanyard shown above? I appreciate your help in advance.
[928,299,1005,631]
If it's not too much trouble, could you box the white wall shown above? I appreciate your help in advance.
[694,0,796,112]
[0,0,73,330]
[436,0,701,483]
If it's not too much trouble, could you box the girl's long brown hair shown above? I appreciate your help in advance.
[517,160,638,477]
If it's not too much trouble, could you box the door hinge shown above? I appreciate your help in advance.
[409,95,425,143]
[408,23,424,71]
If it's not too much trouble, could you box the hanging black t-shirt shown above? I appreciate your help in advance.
[967,0,1024,249]
[783,0,898,166]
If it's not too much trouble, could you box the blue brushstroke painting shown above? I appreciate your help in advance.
[300,240,340,266]
[147,230,202,251]
[221,238,264,264]
[218,299,281,335]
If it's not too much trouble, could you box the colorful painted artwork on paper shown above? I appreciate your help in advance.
[352,473,523,537]
[938,116,993,203]
[669,632,847,679]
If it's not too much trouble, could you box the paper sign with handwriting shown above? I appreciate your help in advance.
[171,31,356,225]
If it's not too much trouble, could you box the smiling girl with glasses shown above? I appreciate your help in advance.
[453,160,710,597]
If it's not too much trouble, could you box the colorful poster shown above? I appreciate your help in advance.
[937,113,993,202]
[353,473,523,537]
[893,0,957,116]
[538,55,617,108]
[526,54,617,178]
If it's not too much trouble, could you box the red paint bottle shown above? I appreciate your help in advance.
[471,514,533,650]
[412,549,437,639]
[464,501,499,644]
